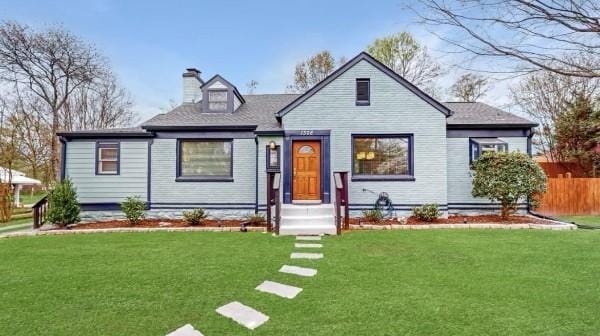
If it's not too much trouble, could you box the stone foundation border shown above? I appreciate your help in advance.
[350,223,576,230]
[0,226,267,239]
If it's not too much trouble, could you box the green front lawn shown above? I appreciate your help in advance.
[559,215,600,228]
[1,230,600,335]
[19,191,47,205]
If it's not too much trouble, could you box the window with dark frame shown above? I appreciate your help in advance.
[178,140,233,180]
[207,90,228,111]
[96,142,119,175]
[469,138,508,162]
[356,78,370,105]
[352,135,413,180]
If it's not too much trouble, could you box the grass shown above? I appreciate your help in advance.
[558,215,600,228]
[19,191,47,205]
[1,230,600,335]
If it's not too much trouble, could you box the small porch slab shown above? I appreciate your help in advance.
[279,265,318,277]
[166,324,204,336]
[291,252,323,259]
[296,236,322,241]
[255,280,303,299]
[215,301,269,330]
[295,243,323,248]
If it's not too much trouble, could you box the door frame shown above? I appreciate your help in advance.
[283,130,331,204]
[292,139,322,201]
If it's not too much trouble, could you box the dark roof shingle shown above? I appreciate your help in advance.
[141,94,299,131]
[445,102,536,127]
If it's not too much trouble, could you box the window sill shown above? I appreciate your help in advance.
[351,175,415,182]
[175,177,234,182]
[355,101,370,106]
[96,173,119,176]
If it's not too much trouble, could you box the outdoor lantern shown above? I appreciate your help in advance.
[269,141,276,150]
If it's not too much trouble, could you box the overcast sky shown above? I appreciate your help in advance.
[0,0,523,123]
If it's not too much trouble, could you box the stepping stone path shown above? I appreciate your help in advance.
[256,280,303,299]
[168,235,325,334]
[295,243,322,248]
[296,235,321,241]
[291,252,324,259]
[166,324,204,336]
[279,265,317,277]
[216,301,269,330]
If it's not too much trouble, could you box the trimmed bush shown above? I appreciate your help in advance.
[120,196,146,226]
[245,213,266,225]
[471,151,546,219]
[362,209,384,223]
[412,204,440,222]
[183,208,208,226]
[47,178,80,227]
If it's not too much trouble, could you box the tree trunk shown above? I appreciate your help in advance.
[50,110,59,181]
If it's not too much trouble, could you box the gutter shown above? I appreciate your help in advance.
[59,136,67,181]
[254,135,259,214]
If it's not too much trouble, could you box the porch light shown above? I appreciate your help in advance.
[269,141,276,150]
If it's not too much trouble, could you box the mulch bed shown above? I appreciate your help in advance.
[72,218,263,230]
[350,215,555,225]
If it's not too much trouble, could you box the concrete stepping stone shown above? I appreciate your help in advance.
[296,236,321,241]
[279,265,317,277]
[216,301,269,330]
[291,252,323,259]
[295,243,322,248]
[256,280,303,299]
[166,324,204,336]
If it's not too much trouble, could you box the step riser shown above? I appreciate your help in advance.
[280,226,337,235]
[280,217,335,227]
[280,206,334,217]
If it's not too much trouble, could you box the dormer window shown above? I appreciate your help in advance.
[208,90,228,111]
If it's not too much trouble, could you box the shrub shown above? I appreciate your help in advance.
[471,151,547,219]
[412,204,440,222]
[120,196,146,226]
[183,208,208,226]
[362,208,384,223]
[245,213,266,225]
[47,178,80,227]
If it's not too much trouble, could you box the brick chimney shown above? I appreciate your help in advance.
[182,68,203,103]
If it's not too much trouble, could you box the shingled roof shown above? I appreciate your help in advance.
[141,94,299,131]
[445,102,537,128]
[58,97,536,138]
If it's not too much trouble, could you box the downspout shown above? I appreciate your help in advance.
[59,136,67,182]
[254,135,259,214]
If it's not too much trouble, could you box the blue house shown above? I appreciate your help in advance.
[58,52,537,235]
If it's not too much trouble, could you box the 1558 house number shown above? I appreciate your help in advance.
[300,130,314,136]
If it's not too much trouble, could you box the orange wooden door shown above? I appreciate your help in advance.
[292,141,321,200]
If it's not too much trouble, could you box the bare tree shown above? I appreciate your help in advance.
[62,72,136,131]
[450,73,490,102]
[288,51,340,93]
[367,31,442,93]
[411,0,600,77]
[0,21,104,179]
[512,68,600,161]
[246,80,259,94]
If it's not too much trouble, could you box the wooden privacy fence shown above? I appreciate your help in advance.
[0,184,11,222]
[536,176,600,215]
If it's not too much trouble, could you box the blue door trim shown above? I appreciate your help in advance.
[283,131,331,204]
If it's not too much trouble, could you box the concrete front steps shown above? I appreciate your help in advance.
[279,204,336,235]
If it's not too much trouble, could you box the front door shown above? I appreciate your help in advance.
[292,140,321,201]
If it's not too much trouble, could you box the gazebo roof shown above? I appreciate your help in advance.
[0,167,41,185]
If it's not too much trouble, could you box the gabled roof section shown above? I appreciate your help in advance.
[201,74,246,104]
[276,51,453,118]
